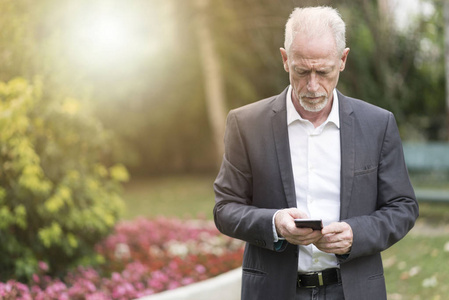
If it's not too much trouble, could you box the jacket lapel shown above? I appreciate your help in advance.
[269,88,355,213]
[271,88,297,208]
[338,91,355,220]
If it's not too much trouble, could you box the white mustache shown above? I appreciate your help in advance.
[300,93,327,98]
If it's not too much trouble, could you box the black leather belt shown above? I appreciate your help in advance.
[297,268,341,288]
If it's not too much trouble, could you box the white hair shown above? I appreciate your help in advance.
[284,6,346,56]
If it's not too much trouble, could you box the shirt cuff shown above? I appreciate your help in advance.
[272,210,286,242]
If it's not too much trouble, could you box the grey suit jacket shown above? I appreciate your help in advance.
[213,88,419,300]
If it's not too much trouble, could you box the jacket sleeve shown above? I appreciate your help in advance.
[213,111,280,251]
[341,112,419,262]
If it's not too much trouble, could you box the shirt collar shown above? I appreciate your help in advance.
[286,86,340,129]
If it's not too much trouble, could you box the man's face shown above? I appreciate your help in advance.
[280,31,349,113]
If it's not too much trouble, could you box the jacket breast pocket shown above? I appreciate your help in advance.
[351,165,379,214]
[242,267,267,277]
[354,165,378,176]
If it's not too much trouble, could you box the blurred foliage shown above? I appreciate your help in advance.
[0,0,446,175]
[0,0,447,285]
[214,0,446,140]
[0,78,128,281]
[340,0,446,140]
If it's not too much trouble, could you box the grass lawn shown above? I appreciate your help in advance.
[121,175,449,299]
[121,174,216,220]
[383,230,449,300]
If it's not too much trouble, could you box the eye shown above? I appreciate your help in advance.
[317,71,329,76]
[296,70,309,76]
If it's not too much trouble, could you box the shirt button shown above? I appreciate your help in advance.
[314,259,319,263]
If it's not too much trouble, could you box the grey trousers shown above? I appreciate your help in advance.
[296,283,345,300]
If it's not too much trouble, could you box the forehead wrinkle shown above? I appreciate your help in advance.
[289,30,339,60]
[293,58,336,72]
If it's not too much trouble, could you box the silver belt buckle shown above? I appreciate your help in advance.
[318,271,324,286]
[300,271,324,288]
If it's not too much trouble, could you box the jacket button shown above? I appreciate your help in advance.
[255,240,266,247]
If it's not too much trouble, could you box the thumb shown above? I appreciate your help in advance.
[284,208,309,219]
[322,222,345,234]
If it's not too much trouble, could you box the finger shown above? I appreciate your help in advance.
[316,238,350,249]
[286,208,309,220]
[320,232,345,243]
[284,227,314,242]
[289,237,313,245]
[321,222,345,235]
[275,208,310,237]
[289,229,322,245]
[314,234,352,254]
[318,244,351,255]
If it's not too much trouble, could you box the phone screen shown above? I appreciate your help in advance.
[294,219,323,231]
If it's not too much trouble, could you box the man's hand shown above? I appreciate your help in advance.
[274,208,323,245]
[314,222,353,255]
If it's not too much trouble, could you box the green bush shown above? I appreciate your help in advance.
[0,78,128,281]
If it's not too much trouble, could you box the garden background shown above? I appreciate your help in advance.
[1,0,449,299]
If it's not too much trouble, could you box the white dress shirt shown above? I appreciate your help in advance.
[279,86,342,272]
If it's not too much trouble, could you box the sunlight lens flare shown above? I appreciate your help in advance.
[64,2,175,76]
[85,16,129,56]
[67,8,143,69]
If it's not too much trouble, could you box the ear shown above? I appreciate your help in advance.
[339,48,350,72]
[280,48,289,72]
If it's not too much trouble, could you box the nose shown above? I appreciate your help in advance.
[307,73,319,93]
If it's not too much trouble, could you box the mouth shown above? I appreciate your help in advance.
[301,93,326,98]
[303,96,324,103]
[298,93,329,112]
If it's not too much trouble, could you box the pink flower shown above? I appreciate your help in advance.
[111,272,122,282]
[181,277,195,286]
[32,274,40,284]
[0,217,244,299]
[167,281,180,290]
[86,292,109,300]
[38,261,49,272]
[195,265,206,274]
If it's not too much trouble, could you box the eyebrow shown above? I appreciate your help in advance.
[294,66,334,73]
[317,67,334,73]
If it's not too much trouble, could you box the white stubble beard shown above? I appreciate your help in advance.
[299,93,328,112]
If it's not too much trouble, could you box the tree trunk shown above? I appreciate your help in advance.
[194,0,227,168]
[444,0,449,140]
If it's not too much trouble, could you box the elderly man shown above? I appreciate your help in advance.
[213,6,418,300]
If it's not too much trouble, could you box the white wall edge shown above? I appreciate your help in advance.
[136,267,242,300]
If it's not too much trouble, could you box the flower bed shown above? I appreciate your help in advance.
[0,217,244,299]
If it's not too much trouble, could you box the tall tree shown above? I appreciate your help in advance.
[444,0,449,140]
[194,0,227,166]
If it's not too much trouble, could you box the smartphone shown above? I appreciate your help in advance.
[294,219,323,231]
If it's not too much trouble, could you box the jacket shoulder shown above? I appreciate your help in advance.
[340,93,393,126]
[230,95,280,117]
[343,94,391,116]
